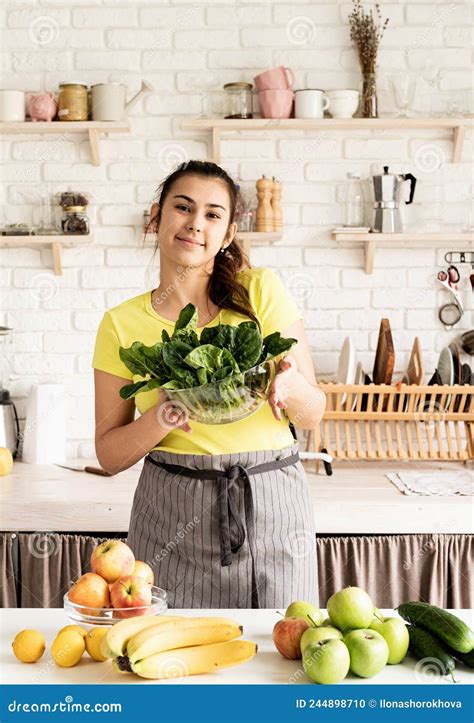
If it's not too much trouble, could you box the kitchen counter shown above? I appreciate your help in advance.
[1,609,472,685]
[1,458,472,534]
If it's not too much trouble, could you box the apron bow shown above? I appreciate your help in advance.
[218,465,251,567]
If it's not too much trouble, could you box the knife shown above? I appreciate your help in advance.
[54,463,113,477]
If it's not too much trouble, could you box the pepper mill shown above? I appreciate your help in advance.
[255,175,273,232]
[271,176,282,232]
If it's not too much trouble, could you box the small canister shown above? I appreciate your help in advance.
[223,82,253,119]
[58,82,88,121]
[61,206,89,235]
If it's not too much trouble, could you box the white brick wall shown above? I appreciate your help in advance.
[1,0,473,457]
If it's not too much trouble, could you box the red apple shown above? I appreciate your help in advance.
[90,540,135,583]
[272,617,309,659]
[110,575,152,618]
[132,560,154,586]
[68,573,110,616]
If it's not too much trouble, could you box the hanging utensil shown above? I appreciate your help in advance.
[437,269,464,329]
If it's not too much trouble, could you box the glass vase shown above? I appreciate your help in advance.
[362,72,378,118]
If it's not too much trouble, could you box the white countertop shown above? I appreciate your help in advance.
[1,458,472,534]
[1,609,472,686]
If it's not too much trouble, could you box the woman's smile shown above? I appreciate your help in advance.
[176,234,205,247]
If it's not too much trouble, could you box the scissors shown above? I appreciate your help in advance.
[437,265,464,329]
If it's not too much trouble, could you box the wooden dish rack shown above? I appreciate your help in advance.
[305,383,474,473]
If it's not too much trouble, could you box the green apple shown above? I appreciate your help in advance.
[370,617,409,664]
[303,639,350,685]
[343,629,389,678]
[326,587,374,631]
[285,600,323,627]
[369,607,384,626]
[300,626,343,654]
[321,617,335,627]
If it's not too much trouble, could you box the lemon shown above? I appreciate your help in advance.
[0,447,13,476]
[85,628,109,662]
[51,630,85,667]
[58,624,88,638]
[12,629,46,663]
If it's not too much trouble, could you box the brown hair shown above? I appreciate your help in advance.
[147,160,260,328]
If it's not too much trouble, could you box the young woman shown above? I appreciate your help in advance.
[93,161,325,609]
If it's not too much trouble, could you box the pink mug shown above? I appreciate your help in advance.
[254,66,295,92]
[258,89,294,119]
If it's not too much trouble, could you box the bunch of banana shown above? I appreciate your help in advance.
[131,639,258,680]
[101,614,184,659]
[106,615,257,680]
[127,616,243,664]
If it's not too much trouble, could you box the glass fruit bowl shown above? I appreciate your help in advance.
[163,358,277,425]
[64,586,168,627]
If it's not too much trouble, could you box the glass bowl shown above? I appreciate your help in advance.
[63,585,168,627]
[164,358,277,425]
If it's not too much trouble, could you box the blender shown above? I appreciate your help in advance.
[0,327,20,458]
[371,166,417,233]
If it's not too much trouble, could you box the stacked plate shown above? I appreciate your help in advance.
[334,328,473,413]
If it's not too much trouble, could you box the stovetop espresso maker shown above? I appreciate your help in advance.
[371,165,417,233]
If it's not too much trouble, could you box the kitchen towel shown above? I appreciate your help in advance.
[21,384,67,464]
[386,470,474,496]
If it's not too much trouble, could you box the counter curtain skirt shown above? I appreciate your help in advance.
[0,531,471,609]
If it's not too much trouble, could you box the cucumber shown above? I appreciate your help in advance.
[397,602,474,654]
[406,624,456,679]
[451,648,474,669]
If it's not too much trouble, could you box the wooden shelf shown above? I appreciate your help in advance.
[182,116,473,163]
[0,121,130,166]
[0,234,94,275]
[332,231,474,274]
[237,231,281,255]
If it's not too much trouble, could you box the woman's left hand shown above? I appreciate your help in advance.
[268,354,298,421]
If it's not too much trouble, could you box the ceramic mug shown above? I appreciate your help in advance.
[258,89,294,119]
[0,90,25,121]
[294,89,329,119]
[327,89,359,118]
[254,66,295,92]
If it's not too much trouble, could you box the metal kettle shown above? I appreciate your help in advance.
[0,390,20,458]
[372,165,417,233]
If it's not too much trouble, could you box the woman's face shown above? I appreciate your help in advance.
[156,174,236,267]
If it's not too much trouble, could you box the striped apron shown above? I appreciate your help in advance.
[127,443,318,609]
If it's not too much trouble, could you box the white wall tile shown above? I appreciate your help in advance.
[3,0,472,452]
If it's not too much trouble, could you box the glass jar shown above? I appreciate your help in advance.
[58,82,88,121]
[223,82,253,119]
[361,72,378,119]
[343,172,365,227]
[61,205,89,235]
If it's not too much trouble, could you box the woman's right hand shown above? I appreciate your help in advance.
[155,390,192,433]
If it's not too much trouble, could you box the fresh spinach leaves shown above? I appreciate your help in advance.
[119,303,296,403]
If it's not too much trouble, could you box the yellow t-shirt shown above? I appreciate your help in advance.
[92,266,303,455]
